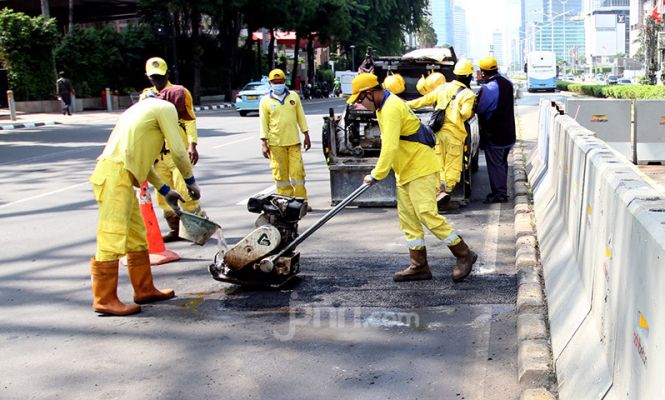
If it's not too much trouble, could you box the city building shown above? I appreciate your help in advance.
[431,0,454,46]
[629,0,650,57]
[453,4,469,57]
[584,0,630,68]
[492,31,505,66]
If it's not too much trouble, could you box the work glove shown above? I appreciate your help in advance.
[188,143,199,165]
[261,141,271,159]
[164,189,185,214]
[187,182,201,200]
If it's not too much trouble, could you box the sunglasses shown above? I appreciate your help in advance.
[355,91,371,104]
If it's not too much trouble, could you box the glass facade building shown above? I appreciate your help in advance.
[431,0,454,46]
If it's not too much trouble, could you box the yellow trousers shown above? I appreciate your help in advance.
[153,152,202,215]
[269,144,307,199]
[90,159,148,261]
[396,173,461,250]
[439,134,465,192]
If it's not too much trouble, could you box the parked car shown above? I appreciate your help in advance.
[605,75,618,85]
[595,73,605,82]
[617,78,633,85]
[235,80,270,116]
[563,74,575,81]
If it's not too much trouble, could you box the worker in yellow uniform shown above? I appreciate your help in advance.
[259,69,311,205]
[141,57,203,242]
[407,60,476,203]
[348,73,477,282]
[89,97,201,316]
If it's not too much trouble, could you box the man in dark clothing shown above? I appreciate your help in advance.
[56,71,75,115]
[474,56,516,204]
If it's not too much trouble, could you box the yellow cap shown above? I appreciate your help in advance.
[268,69,286,81]
[383,73,405,94]
[478,56,498,71]
[424,72,446,92]
[416,75,428,95]
[145,57,168,76]
[453,59,474,76]
[347,73,380,104]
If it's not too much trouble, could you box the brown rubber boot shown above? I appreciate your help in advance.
[126,250,175,304]
[162,211,182,242]
[90,258,141,316]
[394,248,432,282]
[449,238,478,282]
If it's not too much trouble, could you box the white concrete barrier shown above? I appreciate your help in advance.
[566,99,632,160]
[634,100,665,163]
[531,101,665,399]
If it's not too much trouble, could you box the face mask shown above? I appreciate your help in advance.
[271,84,286,95]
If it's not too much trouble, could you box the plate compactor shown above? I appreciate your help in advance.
[209,183,371,288]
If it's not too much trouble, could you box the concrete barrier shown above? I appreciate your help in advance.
[566,99,632,160]
[634,100,665,163]
[532,100,665,399]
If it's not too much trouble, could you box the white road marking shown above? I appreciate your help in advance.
[0,181,89,210]
[236,185,276,205]
[212,136,254,149]
[475,203,501,275]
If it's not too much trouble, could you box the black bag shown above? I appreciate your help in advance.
[400,123,436,148]
[428,85,465,132]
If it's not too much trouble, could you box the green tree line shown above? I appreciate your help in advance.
[0,0,429,102]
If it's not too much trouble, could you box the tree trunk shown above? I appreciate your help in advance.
[40,0,50,18]
[268,28,276,70]
[218,5,243,101]
[307,35,315,85]
[290,31,302,90]
[68,0,73,32]
[257,39,263,80]
[190,5,202,104]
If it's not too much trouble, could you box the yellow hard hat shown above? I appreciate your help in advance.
[478,56,498,71]
[453,59,474,76]
[268,68,286,81]
[145,57,168,76]
[347,73,380,104]
[424,72,446,92]
[416,75,428,95]
[383,73,405,94]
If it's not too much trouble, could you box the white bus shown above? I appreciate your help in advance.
[525,51,557,92]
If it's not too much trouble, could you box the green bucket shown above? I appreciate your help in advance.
[179,211,222,245]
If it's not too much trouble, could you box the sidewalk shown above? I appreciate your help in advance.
[0,109,123,130]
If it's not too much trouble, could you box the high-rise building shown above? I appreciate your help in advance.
[431,0,454,46]
[628,0,647,57]
[522,0,545,53]
[584,0,629,64]
[453,4,469,57]
[547,0,586,63]
[492,31,505,66]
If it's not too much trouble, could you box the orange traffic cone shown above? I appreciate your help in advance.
[137,182,180,265]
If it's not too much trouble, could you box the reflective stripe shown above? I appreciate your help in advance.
[275,181,291,188]
[407,238,426,248]
[291,179,305,185]
[442,231,459,245]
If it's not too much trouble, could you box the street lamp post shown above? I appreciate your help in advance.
[350,45,356,71]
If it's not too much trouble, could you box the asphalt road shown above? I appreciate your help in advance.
[1,97,525,399]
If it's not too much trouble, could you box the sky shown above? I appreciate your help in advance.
[455,0,521,62]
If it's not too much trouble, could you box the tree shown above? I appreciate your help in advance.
[416,18,437,48]
[0,9,59,100]
[40,0,50,18]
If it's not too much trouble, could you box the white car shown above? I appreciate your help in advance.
[617,78,633,85]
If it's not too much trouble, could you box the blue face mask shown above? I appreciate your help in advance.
[271,83,286,95]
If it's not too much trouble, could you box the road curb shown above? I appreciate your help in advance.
[194,103,234,111]
[512,122,557,398]
[0,121,60,130]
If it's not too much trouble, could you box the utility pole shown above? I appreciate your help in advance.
[68,0,74,33]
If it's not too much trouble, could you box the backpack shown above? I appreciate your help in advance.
[400,123,436,148]
[428,85,465,132]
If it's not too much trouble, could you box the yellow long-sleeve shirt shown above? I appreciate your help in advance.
[371,91,440,186]
[259,90,309,146]
[141,81,198,148]
[99,98,193,187]
[434,81,476,141]
[405,85,444,109]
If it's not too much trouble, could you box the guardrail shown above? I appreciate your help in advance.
[528,99,665,399]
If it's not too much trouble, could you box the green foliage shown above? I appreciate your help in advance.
[316,66,334,84]
[54,25,160,97]
[557,80,665,99]
[0,9,60,100]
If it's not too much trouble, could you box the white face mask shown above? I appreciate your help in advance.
[271,83,286,95]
